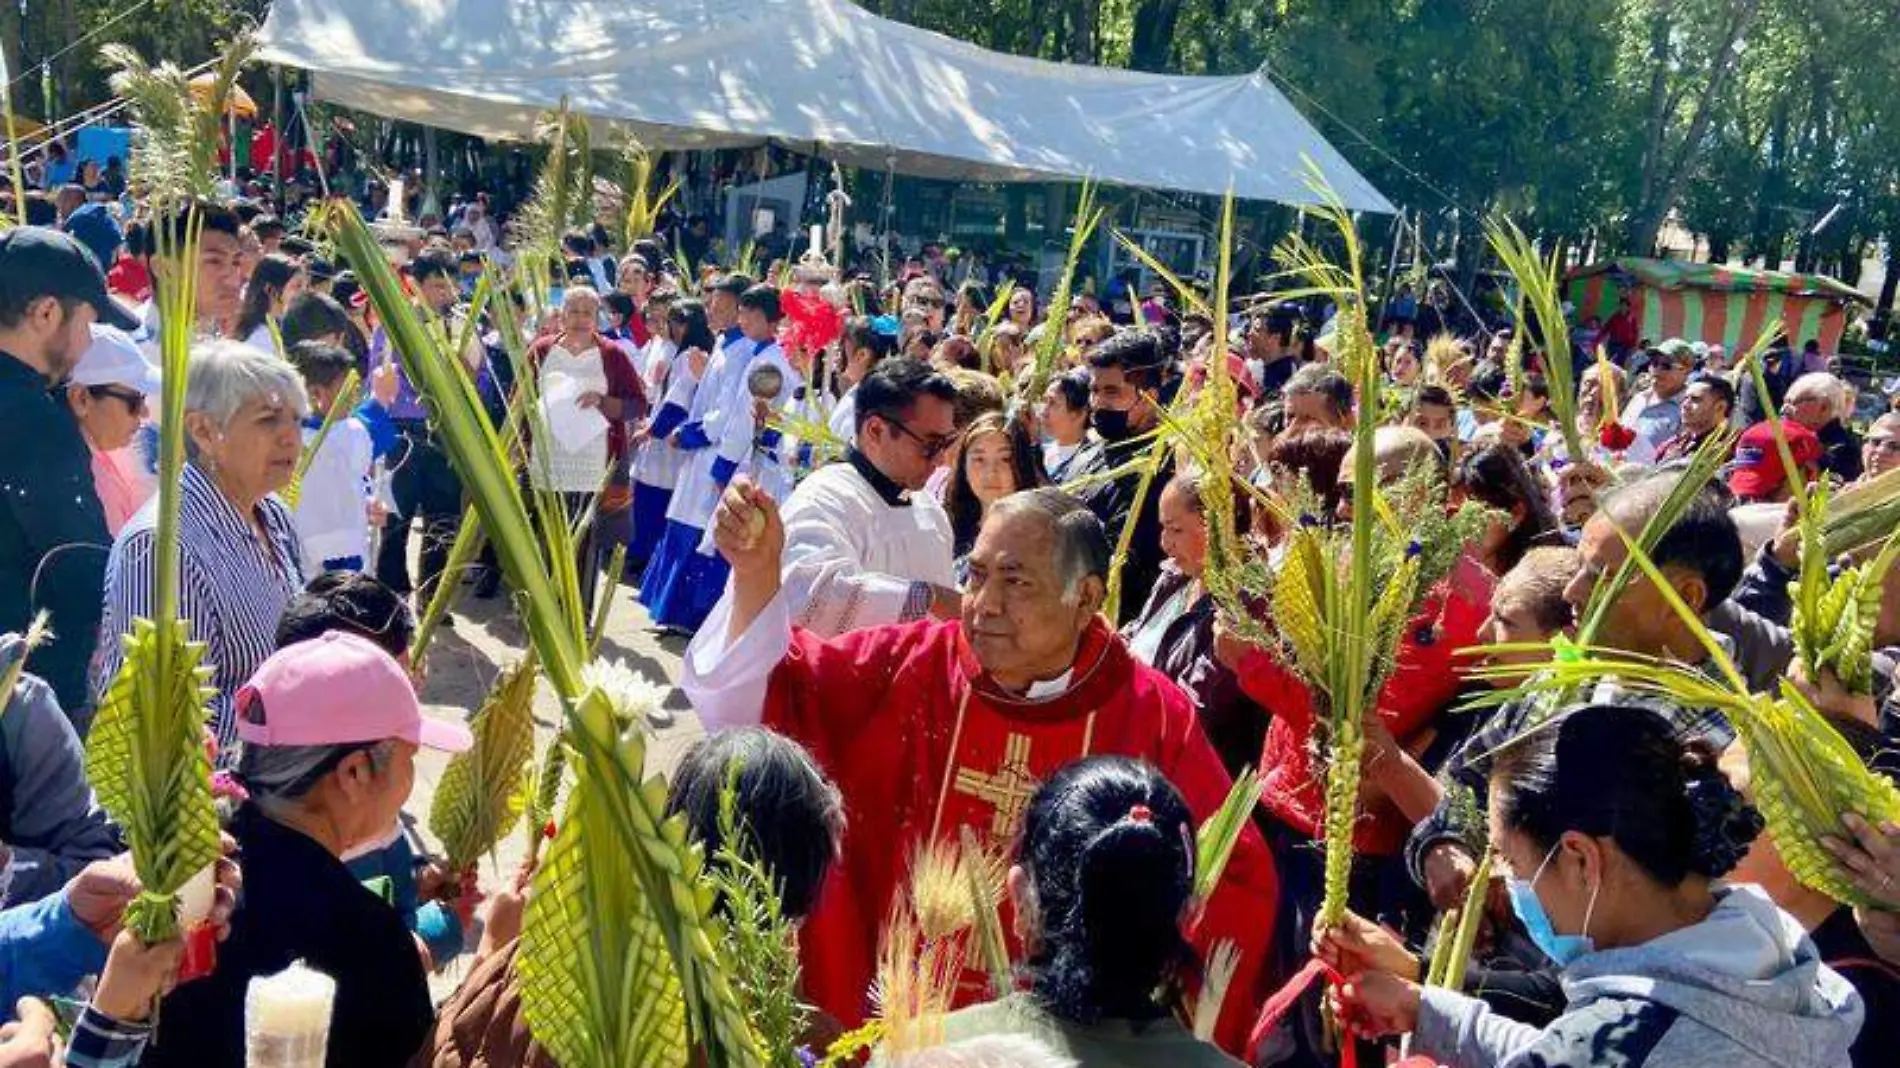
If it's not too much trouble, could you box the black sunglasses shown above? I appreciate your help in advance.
[882,416,957,459]
[88,385,147,409]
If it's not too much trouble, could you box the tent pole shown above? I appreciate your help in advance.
[1375,206,1406,328]
[271,65,285,204]
[878,153,895,287]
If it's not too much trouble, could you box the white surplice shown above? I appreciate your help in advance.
[700,456,956,645]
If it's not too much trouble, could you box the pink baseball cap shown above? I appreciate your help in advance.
[235,631,472,753]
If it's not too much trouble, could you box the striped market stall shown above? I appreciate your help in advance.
[1567,257,1869,353]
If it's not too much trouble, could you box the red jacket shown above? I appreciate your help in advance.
[524,331,648,460]
[1238,555,1494,855]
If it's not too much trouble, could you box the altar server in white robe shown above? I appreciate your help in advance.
[742,357,963,638]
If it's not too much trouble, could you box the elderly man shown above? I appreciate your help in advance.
[1619,338,1693,456]
[682,481,1277,1052]
[760,358,962,637]
[1282,363,1353,435]
[1863,412,1900,481]
[1784,371,1863,483]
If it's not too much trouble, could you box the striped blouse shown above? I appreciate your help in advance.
[94,462,306,758]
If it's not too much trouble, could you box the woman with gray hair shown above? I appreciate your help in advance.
[144,630,472,1068]
[94,339,308,750]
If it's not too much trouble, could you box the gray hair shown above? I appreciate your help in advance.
[986,487,1109,604]
[184,339,309,429]
[237,738,394,813]
[1787,372,1845,418]
[891,1036,1077,1068]
[1284,363,1353,418]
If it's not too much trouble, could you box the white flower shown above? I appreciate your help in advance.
[580,658,670,726]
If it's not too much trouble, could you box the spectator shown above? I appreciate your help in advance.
[930,757,1242,1067]
[1282,363,1353,435]
[1862,411,1900,481]
[1619,339,1693,455]
[1783,372,1863,483]
[1122,469,1265,779]
[0,227,136,717]
[143,632,472,1068]
[96,341,308,751]
[1655,376,1735,464]
[63,325,159,536]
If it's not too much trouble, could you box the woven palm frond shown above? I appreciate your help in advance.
[430,655,539,872]
[86,619,223,941]
[517,709,693,1068]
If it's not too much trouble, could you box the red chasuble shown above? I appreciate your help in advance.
[758,614,1279,1053]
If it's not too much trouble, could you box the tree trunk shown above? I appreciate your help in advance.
[1069,0,1097,63]
[1129,0,1184,72]
[1876,235,1900,339]
[1626,0,1762,254]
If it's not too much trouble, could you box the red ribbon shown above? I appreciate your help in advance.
[1247,957,1357,1068]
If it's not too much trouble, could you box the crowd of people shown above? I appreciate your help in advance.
[1,160,1900,1068]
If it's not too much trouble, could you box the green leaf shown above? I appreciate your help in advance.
[1193,766,1261,901]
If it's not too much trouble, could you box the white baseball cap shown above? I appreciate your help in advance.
[71,324,160,396]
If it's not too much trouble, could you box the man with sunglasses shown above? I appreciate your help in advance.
[748,357,962,638]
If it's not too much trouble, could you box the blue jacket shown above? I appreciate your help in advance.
[0,889,108,1007]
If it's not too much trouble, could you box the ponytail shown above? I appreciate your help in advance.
[1019,757,1197,1024]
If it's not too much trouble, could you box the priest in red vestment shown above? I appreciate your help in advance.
[682,480,1279,1054]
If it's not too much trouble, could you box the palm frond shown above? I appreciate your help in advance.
[708,759,812,1068]
[82,180,223,942]
[0,46,26,227]
[1191,940,1242,1042]
[957,826,1013,1001]
[1023,178,1105,400]
[1193,765,1261,901]
[429,654,539,872]
[1484,217,1582,461]
[0,611,52,714]
[517,694,694,1068]
[621,138,682,247]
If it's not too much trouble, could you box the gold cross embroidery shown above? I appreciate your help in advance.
[954,732,1040,839]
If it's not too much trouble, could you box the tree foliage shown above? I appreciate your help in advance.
[24,0,1900,300]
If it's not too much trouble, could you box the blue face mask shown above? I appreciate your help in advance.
[1506,842,1599,966]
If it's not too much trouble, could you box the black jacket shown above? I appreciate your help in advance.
[143,805,434,1068]
[0,353,109,714]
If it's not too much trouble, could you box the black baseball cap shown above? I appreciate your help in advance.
[0,226,139,330]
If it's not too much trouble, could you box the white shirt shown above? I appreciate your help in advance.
[531,343,612,493]
[773,458,956,638]
[293,417,375,567]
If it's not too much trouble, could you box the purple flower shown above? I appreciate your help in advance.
[796,1048,817,1068]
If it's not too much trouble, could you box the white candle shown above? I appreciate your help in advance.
[809,223,823,258]
[246,962,336,1068]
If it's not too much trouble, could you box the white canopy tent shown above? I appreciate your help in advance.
[256,0,1394,213]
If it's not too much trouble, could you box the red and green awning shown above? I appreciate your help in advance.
[1566,257,1870,354]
